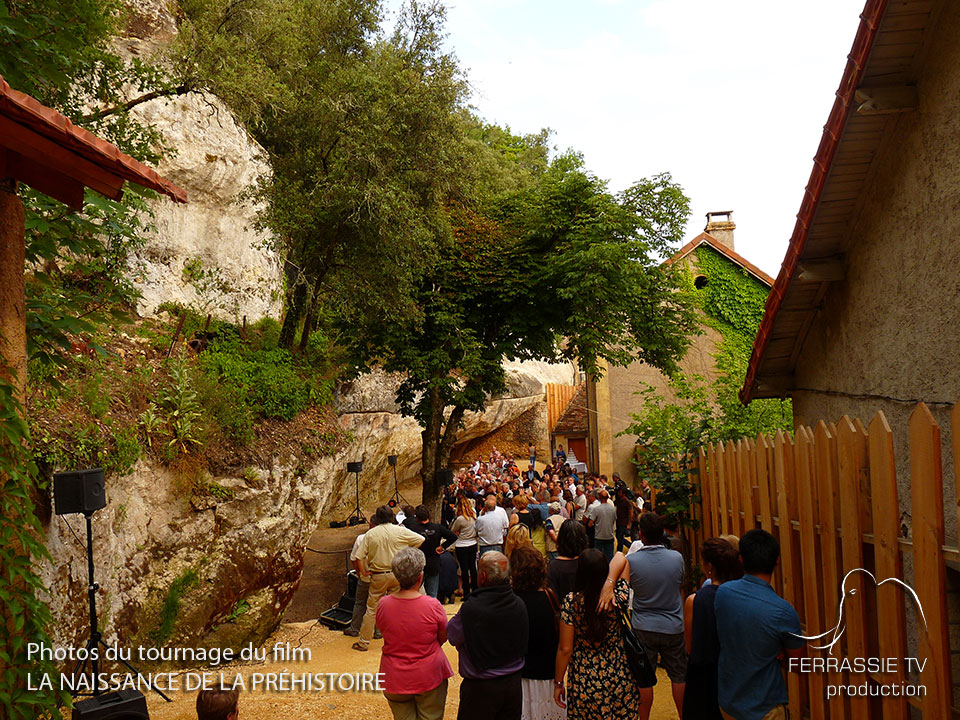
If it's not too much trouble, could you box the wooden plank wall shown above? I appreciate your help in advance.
[683,403,958,719]
[545,383,578,433]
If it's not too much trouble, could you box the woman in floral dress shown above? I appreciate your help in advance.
[553,549,641,719]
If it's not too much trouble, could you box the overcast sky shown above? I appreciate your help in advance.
[387,0,866,276]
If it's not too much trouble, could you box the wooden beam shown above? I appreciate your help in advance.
[0,115,124,201]
[854,85,918,115]
[796,255,846,283]
[753,374,794,398]
[8,152,84,210]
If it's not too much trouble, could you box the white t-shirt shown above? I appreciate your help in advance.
[476,509,509,545]
[350,532,366,561]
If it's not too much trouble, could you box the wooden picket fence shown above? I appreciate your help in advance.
[683,402,957,719]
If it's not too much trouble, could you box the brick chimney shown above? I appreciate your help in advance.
[705,211,735,250]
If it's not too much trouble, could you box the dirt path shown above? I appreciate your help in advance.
[145,608,679,720]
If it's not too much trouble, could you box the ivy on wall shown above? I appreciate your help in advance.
[693,245,792,441]
[623,243,792,524]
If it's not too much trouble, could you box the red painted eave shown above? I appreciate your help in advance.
[740,0,887,404]
[0,74,187,204]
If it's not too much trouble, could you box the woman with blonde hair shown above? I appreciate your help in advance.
[505,523,532,559]
[451,495,479,599]
[512,494,548,557]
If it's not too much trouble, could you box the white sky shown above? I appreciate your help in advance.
[386,0,866,276]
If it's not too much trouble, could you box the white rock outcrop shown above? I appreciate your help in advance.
[130,93,282,321]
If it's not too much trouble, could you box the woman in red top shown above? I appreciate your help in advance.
[376,546,453,720]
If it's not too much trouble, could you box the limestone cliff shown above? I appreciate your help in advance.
[37,0,580,659]
[42,360,575,658]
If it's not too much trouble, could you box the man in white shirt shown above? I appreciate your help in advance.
[344,516,382,638]
[573,485,587,522]
[475,496,509,555]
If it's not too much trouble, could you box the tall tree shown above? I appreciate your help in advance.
[173,0,470,348]
[348,153,698,512]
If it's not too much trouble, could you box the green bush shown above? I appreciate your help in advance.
[106,425,141,475]
[200,345,312,421]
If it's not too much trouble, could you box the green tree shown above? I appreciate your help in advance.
[0,2,179,716]
[172,0,471,350]
[349,155,698,512]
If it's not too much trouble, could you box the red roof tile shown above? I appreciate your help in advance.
[0,74,186,208]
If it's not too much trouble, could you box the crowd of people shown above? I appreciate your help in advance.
[191,448,804,720]
[334,448,806,720]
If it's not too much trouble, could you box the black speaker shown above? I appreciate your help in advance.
[434,469,453,485]
[346,461,363,473]
[71,689,149,719]
[387,455,398,466]
[54,468,106,516]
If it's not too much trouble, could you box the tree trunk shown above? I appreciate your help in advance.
[420,391,465,520]
[419,386,445,518]
[279,279,308,350]
[297,275,324,354]
[0,182,25,400]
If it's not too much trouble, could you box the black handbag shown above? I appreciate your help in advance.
[617,601,657,688]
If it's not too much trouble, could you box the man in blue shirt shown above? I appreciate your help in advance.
[714,529,805,720]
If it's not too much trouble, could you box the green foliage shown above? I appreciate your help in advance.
[159,360,205,456]
[622,245,793,526]
[695,247,769,336]
[199,341,312,422]
[0,383,72,719]
[149,568,200,646]
[350,154,697,508]
[224,598,250,623]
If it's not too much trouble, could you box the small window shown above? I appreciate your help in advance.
[694,275,708,289]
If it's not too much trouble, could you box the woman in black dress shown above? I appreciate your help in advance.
[547,520,587,602]
[511,546,565,720]
[682,538,743,720]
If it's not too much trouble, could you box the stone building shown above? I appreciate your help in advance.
[740,0,959,539]
[581,213,773,482]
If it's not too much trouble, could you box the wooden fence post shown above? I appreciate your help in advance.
[908,403,952,717]
[795,426,826,718]
[708,443,720,539]
[726,440,741,536]
[867,411,908,720]
[837,416,871,720]
[774,430,803,718]
[814,421,844,716]
[717,442,729,535]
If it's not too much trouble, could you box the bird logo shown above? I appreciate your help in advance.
[791,568,926,654]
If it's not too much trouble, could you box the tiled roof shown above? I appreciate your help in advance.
[0,74,186,209]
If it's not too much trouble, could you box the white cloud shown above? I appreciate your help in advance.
[387,0,867,276]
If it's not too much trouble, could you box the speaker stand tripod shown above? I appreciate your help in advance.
[387,460,407,508]
[346,466,366,526]
[60,512,172,706]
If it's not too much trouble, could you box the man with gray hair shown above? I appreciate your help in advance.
[447,551,527,720]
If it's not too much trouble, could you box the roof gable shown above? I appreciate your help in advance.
[0,74,187,209]
[667,232,775,287]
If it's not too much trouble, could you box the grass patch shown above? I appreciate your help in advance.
[149,567,200,646]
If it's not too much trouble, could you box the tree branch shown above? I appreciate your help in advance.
[79,85,191,123]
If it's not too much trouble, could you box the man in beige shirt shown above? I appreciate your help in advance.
[353,505,425,651]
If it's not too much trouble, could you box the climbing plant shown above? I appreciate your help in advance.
[623,244,792,526]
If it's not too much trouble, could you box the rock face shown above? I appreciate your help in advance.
[130,93,282,322]
[42,359,575,657]
[114,0,283,322]
[39,0,582,660]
